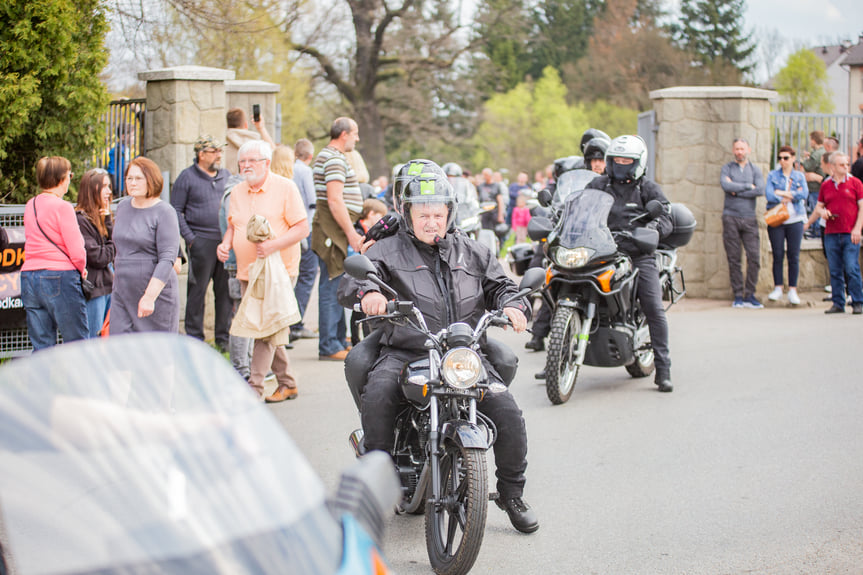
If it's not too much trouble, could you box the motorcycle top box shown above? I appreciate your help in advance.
[660,203,697,249]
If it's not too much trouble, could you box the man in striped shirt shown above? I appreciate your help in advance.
[311,117,363,361]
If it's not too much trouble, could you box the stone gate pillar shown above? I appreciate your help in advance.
[138,65,236,193]
[649,86,778,299]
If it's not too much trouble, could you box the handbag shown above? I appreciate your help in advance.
[764,203,789,227]
[31,196,96,299]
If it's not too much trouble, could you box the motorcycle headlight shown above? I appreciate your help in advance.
[441,348,482,389]
[551,246,593,269]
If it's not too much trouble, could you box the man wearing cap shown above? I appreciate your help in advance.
[170,135,233,350]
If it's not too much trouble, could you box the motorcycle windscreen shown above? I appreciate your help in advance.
[554,188,618,258]
[0,334,339,575]
[551,169,600,211]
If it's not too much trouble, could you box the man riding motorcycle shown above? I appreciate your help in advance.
[338,159,540,533]
[526,131,610,355]
[585,135,674,392]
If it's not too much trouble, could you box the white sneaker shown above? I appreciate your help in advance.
[788,289,800,305]
[768,287,783,301]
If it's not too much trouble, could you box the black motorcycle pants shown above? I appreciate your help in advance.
[633,254,671,377]
[362,346,529,499]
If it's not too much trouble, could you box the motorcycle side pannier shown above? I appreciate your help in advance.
[661,203,696,249]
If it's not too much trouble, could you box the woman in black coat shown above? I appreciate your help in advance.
[76,169,116,337]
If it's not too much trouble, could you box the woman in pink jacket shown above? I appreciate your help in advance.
[21,157,89,350]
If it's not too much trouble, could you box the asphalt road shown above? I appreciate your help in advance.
[273,296,863,575]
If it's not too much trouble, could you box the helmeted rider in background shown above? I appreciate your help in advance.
[583,137,610,175]
[338,159,540,533]
[526,129,610,355]
[585,135,674,392]
[443,161,480,228]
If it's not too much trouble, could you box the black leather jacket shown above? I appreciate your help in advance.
[585,176,673,255]
[338,228,530,352]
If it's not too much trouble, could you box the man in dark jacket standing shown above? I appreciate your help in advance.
[338,159,539,534]
[171,135,232,350]
[586,135,674,392]
[720,138,765,308]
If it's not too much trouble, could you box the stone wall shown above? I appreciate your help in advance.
[138,67,280,195]
[650,86,829,299]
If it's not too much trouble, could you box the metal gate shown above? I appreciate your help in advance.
[771,112,863,170]
[95,98,146,196]
[638,110,657,180]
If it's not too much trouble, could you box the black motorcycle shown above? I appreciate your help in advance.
[343,255,544,575]
[528,174,694,404]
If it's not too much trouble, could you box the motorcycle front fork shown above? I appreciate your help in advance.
[573,301,595,368]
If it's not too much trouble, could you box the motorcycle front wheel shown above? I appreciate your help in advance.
[545,306,581,404]
[625,307,655,378]
[425,443,488,575]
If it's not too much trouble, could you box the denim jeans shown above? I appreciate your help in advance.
[767,221,804,287]
[824,233,863,308]
[85,293,111,338]
[21,269,89,350]
[291,237,319,331]
[317,258,346,356]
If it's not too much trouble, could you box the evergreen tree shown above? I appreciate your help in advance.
[672,0,755,76]
[525,0,600,81]
[0,0,110,203]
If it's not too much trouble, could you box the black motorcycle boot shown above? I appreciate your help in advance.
[654,371,673,393]
[524,337,545,352]
[534,369,546,380]
[496,496,539,534]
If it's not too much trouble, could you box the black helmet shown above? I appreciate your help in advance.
[583,137,609,163]
[394,159,456,237]
[553,155,584,180]
[442,162,463,177]
[580,128,611,154]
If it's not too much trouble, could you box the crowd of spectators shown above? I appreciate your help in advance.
[720,132,863,314]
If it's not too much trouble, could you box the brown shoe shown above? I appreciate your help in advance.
[319,349,349,361]
[265,386,298,403]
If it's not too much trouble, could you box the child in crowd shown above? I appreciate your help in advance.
[511,193,532,244]
[350,198,388,345]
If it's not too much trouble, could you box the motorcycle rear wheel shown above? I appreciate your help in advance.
[425,443,488,575]
[545,306,581,404]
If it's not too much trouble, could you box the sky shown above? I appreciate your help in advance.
[742,0,862,46]
[664,0,862,82]
[665,0,862,47]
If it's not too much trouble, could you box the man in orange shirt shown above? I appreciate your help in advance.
[217,140,309,402]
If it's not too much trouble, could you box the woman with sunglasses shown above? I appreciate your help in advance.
[764,146,808,305]
[75,169,116,337]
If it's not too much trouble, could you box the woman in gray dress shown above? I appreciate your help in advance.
[110,157,181,334]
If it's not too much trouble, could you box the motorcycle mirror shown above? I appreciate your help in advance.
[631,227,660,254]
[537,188,552,207]
[527,217,553,241]
[344,254,377,280]
[519,267,546,291]
[345,254,399,300]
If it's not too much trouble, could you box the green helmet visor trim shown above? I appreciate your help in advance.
[420,179,435,195]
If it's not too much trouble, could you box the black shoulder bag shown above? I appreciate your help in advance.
[31,196,95,299]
